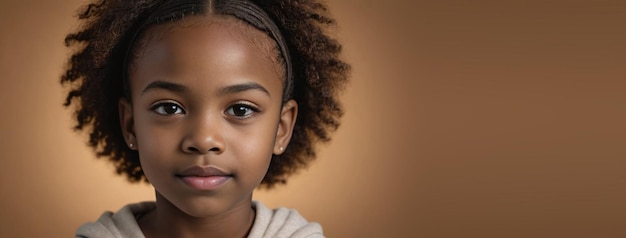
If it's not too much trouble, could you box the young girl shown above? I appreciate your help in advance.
[61,0,349,237]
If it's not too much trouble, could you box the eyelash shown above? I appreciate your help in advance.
[149,101,260,119]
[150,101,185,115]
[225,102,260,119]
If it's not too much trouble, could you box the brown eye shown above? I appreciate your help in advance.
[226,103,258,118]
[151,102,185,115]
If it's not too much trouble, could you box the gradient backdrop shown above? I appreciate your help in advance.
[1,0,625,237]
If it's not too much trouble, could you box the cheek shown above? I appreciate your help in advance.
[133,109,180,144]
[229,127,275,159]
[135,125,174,152]
[228,119,279,170]
[133,115,179,169]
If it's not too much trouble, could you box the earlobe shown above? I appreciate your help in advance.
[274,100,298,155]
[119,97,137,150]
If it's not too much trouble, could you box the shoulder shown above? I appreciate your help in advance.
[248,201,325,238]
[75,201,155,238]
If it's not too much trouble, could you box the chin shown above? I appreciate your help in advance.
[174,195,250,218]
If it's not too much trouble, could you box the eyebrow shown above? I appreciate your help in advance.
[218,82,270,97]
[142,80,270,96]
[142,80,188,94]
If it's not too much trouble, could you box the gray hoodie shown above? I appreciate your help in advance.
[76,201,324,238]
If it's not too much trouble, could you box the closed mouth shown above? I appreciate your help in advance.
[176,165,231,177]
[176,165,232,190]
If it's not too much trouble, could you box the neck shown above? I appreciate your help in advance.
[139,191,256,238]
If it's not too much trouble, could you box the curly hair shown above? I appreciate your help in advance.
[61,0,350,188]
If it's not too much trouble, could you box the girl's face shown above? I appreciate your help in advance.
[119,16,297,217]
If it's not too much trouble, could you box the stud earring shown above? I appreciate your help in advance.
[279,146,284,151]
[129,143,134,148]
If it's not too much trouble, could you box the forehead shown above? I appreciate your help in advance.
[128,15,285,97]
[131,14,282,77]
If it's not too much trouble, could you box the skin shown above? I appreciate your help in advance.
[118,15,298,238]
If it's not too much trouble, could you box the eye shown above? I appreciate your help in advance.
[151,102,185,115]
[225,103,258,118]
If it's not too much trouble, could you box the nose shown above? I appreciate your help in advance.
[181,113,225,154]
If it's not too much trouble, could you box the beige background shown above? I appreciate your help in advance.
[1,0,625,237]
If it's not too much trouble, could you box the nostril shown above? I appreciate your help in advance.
[187,147,200,153]
[186,146,221,153]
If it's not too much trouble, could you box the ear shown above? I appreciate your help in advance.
[274,99,298,155]
[119,97,137,150]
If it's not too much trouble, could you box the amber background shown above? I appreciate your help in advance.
[1,0,625,237]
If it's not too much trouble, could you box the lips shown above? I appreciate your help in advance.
[178,165,230,177]
[176,166,232,190]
